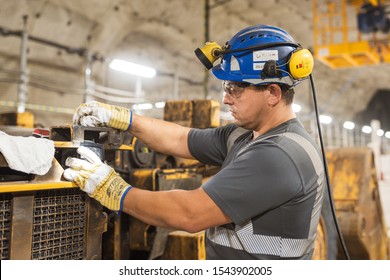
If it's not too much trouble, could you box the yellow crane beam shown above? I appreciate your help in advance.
[313,0,390,69]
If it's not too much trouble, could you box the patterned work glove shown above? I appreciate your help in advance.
[73,101,132,131]
[63,146,132,211]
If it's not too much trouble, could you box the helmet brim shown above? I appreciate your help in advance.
[212,64,242,82]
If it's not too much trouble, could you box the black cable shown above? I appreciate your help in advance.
[309,74,351,260]
[218,42,300,56]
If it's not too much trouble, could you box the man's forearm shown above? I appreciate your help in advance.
[121,187,231,233]
[129,113,193,158]
[122,188,204,233]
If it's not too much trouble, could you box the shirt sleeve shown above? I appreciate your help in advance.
[188,124,237,166]
[202,141,303,225]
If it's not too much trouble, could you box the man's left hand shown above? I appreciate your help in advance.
[63,146,132,211]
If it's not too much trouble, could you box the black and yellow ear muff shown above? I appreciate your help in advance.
[262,48,314,79]
[288,48,314,79]
[194,41,314,79]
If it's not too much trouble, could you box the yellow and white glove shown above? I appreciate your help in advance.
[73,101,132,131]
[63,146,132,211]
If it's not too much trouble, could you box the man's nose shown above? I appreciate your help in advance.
[223,93,232,105]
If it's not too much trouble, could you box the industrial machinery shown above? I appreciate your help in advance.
[0,125,125,260]
[0,113,208,260]
[327,147,390,259]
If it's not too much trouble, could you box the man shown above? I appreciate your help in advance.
[64,24,325,259]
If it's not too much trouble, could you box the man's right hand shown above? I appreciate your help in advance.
[73,101,132,131]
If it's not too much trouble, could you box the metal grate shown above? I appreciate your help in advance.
[0,193,12,260]
[31,189,87,260]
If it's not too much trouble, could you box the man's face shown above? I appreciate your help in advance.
[222,81,271,130]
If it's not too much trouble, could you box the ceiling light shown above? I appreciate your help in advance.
[343,121,355,130]
[319,115,332,124]
[385,132,390,139]
[362,126,372,134]
[377,129,384,137]
[133,103,153,110]
[109,59,156,78]
[155,101,166,108]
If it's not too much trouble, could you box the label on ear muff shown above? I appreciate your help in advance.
[289,49,314,79]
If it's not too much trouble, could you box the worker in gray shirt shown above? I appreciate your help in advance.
[64,24,325,259]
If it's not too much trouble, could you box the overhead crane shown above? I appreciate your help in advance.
[313,0,390,68]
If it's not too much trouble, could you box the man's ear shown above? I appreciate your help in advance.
[267,84,282,106]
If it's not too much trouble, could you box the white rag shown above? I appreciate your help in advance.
[0,130,55,175]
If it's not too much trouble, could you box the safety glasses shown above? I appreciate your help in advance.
[222,81,252,99]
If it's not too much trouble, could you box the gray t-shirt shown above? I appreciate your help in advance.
[188,118,325,259]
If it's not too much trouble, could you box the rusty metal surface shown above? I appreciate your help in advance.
[155,153,200,169]
[0,153,7,168]
[326,147,389,259]
[160,231,206,260]
[163,99,220,129]
[150,169,202,259]
[127,169,156,252]
[50,125,134,150]
[163,100,193,127]
[125,168,202,257]
[312,216,327,260]
[192,99,220,128]
[85,197,108,260]
[0,112,34,128]
[10,195,34,259]
[158,169,202,191]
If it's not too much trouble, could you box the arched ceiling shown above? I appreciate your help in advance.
[0,0,389,127]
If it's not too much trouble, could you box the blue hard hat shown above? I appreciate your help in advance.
[212,25,299,86]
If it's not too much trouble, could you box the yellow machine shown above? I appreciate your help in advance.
[0,123,207,260]
[327,147,390,259]
[0,111,34,128]
[0,125,130,260]
[0,150,107,260]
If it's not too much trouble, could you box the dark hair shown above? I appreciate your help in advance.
[279,84,295,105]
[251,84,295,105]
